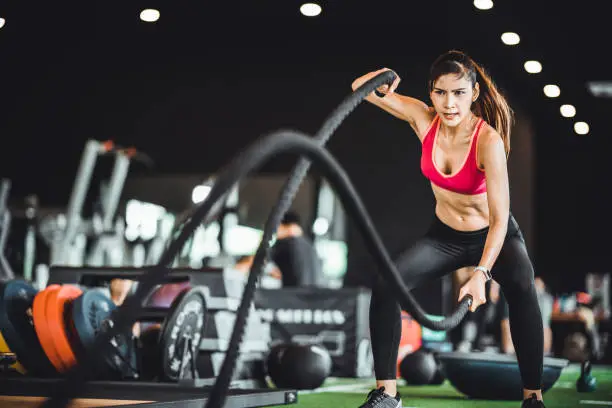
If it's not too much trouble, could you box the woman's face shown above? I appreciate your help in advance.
[430,73,479,127]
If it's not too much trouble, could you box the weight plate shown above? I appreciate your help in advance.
[32,285,65,372]
[71,290,136,379]
[45,285,82,371]
[0,280,56,376]
[159,286,207,381]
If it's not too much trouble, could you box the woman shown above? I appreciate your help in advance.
[351,50,545,408]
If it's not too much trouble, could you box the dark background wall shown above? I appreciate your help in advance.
[0,1,609,296]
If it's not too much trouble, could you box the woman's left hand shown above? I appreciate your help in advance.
[459,270,488,312]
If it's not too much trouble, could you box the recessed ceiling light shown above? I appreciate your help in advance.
[560,104,576,118]
[300,3,322,17]
[543,85,561,98]
[574,121,589,135]
[524,60,542,74]
[140,9,160,23]
[501,32,520,45]
[474,0,494,10]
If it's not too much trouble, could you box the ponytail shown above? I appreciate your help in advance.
[471,63,514,157]
[429,50,514,157]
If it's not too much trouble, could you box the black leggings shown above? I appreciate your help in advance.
[370,214,543,390]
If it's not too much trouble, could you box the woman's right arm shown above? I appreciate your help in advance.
[351,68,433,138]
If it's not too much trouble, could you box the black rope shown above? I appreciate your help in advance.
[41,73,472,407]
[203,71,471,408]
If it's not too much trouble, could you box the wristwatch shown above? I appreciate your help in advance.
[474,266,492,281]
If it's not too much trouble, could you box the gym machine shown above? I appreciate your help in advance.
[85,146,133,267]
[39,139,116,267]
[0,179,15,281]
[38,140,147,270]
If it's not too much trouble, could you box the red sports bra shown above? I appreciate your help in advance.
[420,115,487,195]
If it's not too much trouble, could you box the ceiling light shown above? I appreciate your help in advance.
[524,60,542,74]
[574,121,589,135]
[560,104,576,118]
[543,85,561,98]
[300,3,322,17]
[0,18,5,29]
[501,32,520,45]
[140,9,160,23]
[473,0,494,10]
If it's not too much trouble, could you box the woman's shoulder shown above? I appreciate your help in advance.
[476,119,502,145]
[416,107,439,140]
[476,121,506,163]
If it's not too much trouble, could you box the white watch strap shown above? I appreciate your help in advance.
[474,266,492,281]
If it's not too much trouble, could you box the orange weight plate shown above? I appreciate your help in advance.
[32,285,64,372]
[45,285,83,371]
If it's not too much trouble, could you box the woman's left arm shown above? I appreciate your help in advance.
[478,129,510,272]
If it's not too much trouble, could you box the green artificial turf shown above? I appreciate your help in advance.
[270,364,612,407]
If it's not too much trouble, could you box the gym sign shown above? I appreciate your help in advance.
[257,308,346,325]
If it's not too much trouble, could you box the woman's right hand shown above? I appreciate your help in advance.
[351,68,400,95]
[352,67,431,128]
[374,68,401,97]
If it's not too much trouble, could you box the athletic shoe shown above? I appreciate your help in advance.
[358,387,402,408]
[521,393,546,407]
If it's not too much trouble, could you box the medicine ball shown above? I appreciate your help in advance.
[429,362,446,385]
[400,348,438,385]
[266,343,290,387]
[269,343,332,390]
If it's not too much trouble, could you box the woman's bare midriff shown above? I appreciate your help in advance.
[430,183,490,231]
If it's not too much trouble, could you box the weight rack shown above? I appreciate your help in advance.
[0,265,297,407]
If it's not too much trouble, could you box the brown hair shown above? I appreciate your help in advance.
[428,50,514,157]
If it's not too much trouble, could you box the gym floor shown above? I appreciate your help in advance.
[271,364,612,407]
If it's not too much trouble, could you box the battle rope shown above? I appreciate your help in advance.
[203,72,472,407]
[41,74,472,408]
